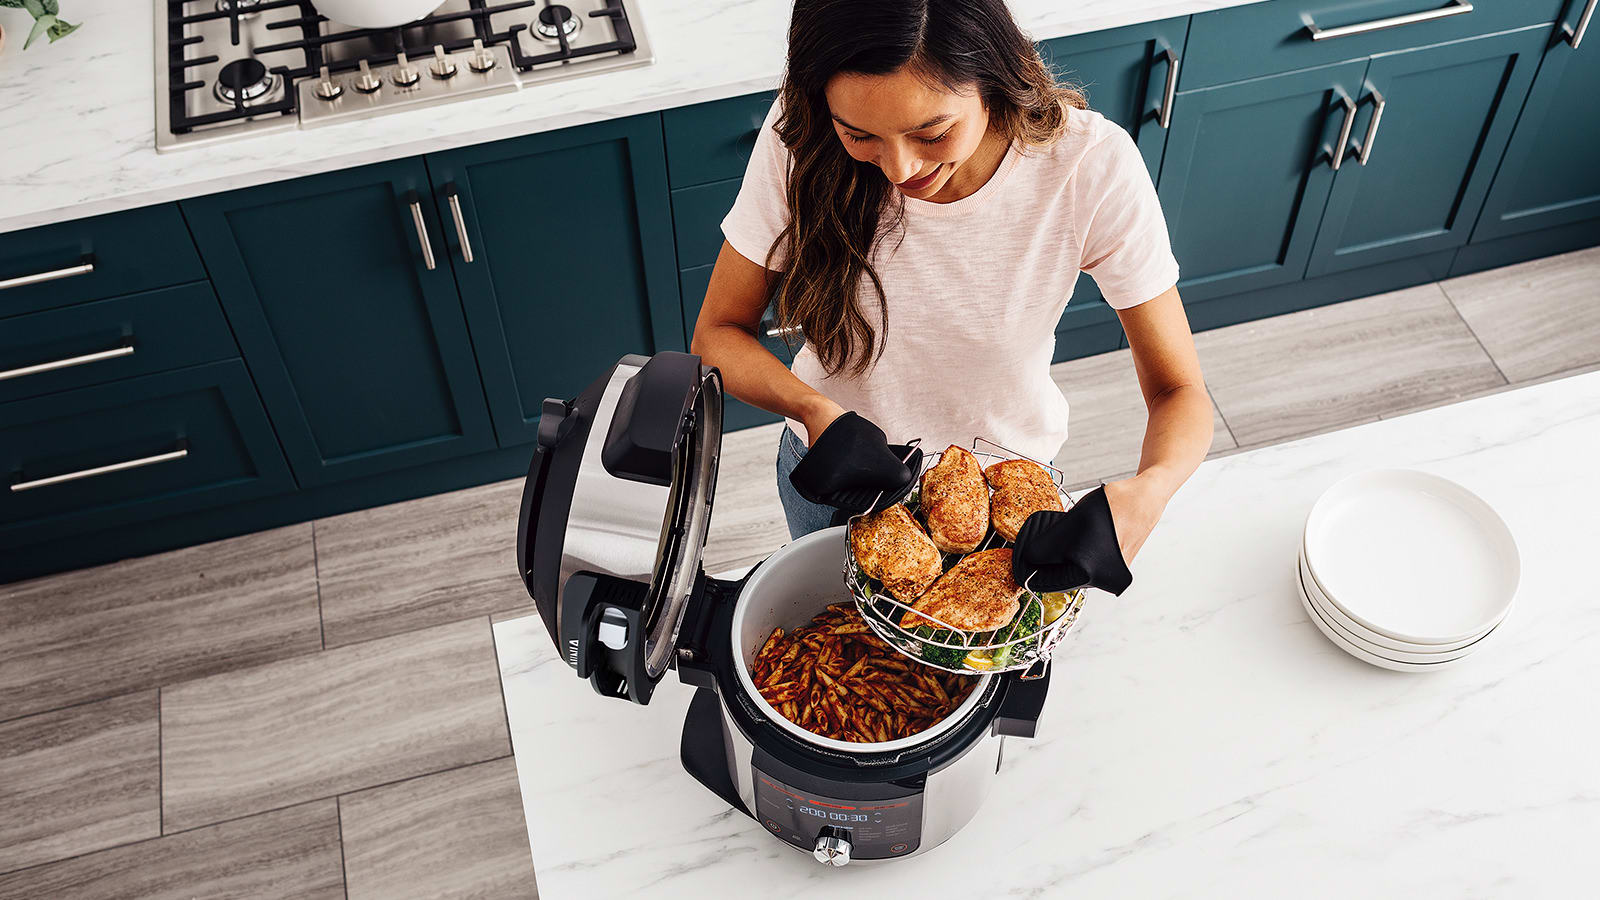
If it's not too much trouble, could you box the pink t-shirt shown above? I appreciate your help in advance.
[721,103,1179,463]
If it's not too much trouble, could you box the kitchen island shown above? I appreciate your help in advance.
[494,370,1600,897]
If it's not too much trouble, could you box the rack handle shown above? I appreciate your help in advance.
[1157,48,1180,129]
[764,323,802,339]
[12,444,188,492]
[443,183,474,264]
[405,191,436,270]
[1355,88,1387,166]
[1561,0,1596,48]
[0,339,134,382]
[0,256,95,291]
[1306,0,1472,41]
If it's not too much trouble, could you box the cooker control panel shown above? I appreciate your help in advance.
[752,772,922,859]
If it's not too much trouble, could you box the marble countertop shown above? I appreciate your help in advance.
[495,370,1600,898]
[0,0,1264,234]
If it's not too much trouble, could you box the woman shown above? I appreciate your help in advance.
[690,0,1212,592]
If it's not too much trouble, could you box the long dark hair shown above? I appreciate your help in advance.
[769,0,1085,378]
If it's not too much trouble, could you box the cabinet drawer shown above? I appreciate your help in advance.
[1184,0,1566,89]
[0,360,293,546]
[0,205,206,318]
[0,282,237,404]
[663,91,776,188]
[672,178,742,270]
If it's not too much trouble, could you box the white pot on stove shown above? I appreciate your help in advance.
[311,0,445,29]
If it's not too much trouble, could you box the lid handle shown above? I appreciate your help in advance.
[600,351,704,487]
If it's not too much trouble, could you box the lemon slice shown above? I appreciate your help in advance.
[963,650,996,671]
[1042,591,1071,623]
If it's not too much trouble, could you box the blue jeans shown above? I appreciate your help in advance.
[775,426,839,539]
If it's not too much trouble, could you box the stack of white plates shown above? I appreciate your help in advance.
[1297,469,1520,672]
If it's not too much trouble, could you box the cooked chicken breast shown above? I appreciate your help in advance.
[919,445,989,553]
[985,459,1064,541]
[849,504,943,602]
[898,548,1022,632]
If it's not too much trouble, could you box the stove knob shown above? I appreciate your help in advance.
[430,45,458,79]
[392,51,420,88]
[812,832,852,867]
[353,59,382,94]
[313,65,342,101]
[467,38,497,73]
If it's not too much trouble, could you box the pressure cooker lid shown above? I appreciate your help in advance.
[517,351,722,703]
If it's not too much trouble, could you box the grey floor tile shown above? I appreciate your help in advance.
[161,618,509,833]
[339,757,536,900]
[0,525,321,723]
[1050,349,1236,489]
[0,692,159,875]
[0,800,342,900]
[315,478,527,648]
[701,421,790,573]
[1197,284,1507,446]
[1440,245,1600,383]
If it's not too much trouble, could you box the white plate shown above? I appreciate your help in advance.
[1295,562,1465,672]
[1298,557,1500,664]
[1297,552,1501,654]
[1303,469,1520,645]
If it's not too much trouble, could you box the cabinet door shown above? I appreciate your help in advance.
[1157,60,1370,303]
[1040,17,1189,178]
[1473,4,1600,241]
[424,115,683,447]
[182,159,495,486]
[1307,26,1547,276]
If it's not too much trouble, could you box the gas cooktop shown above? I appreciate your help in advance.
[155,0,651,152]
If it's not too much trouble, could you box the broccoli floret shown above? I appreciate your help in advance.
[989,601,1044,669]
[913,625,969,668]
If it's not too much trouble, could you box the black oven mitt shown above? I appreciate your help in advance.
[1011,486,1133,595]
[788,412,921,516]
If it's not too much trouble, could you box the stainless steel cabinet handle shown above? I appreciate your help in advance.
[0,340,134,382]
[11,445,188,492]
[1158,49,1180,128]
[0,256,95,291]
[405,191,436,270]
[1307,0,1472,41]
[1330,94,1357,171]
[443,183,474,264]
[765,324,802,339]
[1355,88,1387,166]
[1562,0,1596,48]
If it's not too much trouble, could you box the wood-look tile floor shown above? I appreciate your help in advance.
[0,246,1594,897]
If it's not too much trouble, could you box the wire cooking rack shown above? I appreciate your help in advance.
[844,437,1087,677]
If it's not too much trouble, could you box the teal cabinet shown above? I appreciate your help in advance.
[1307,26,1547,276]
[1473,3,1600,241]
[663,92,777,188]
[423,114,683,447]
[0,360,291,546]
[1158,60,1370,303]
[181,160,496,487]
[1184,0,1566,89]
[1041,17,1189,361]
[0,205,206,318]
[0,282,236,405]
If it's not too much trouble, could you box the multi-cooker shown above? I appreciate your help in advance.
[516,351,1051,865]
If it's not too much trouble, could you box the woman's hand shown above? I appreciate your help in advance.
[1102,475,1168,563]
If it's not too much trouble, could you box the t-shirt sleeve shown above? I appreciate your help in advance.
[720,102,791,271]
[1075,124,1180,309]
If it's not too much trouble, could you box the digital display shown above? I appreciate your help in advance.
[752,772,923,859]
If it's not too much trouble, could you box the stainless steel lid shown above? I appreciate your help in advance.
[520,352,722,702]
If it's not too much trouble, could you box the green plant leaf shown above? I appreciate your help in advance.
[46,16,76,41]
[0,1,30,10]
[37,0,58,15]
[24,13,53,48]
